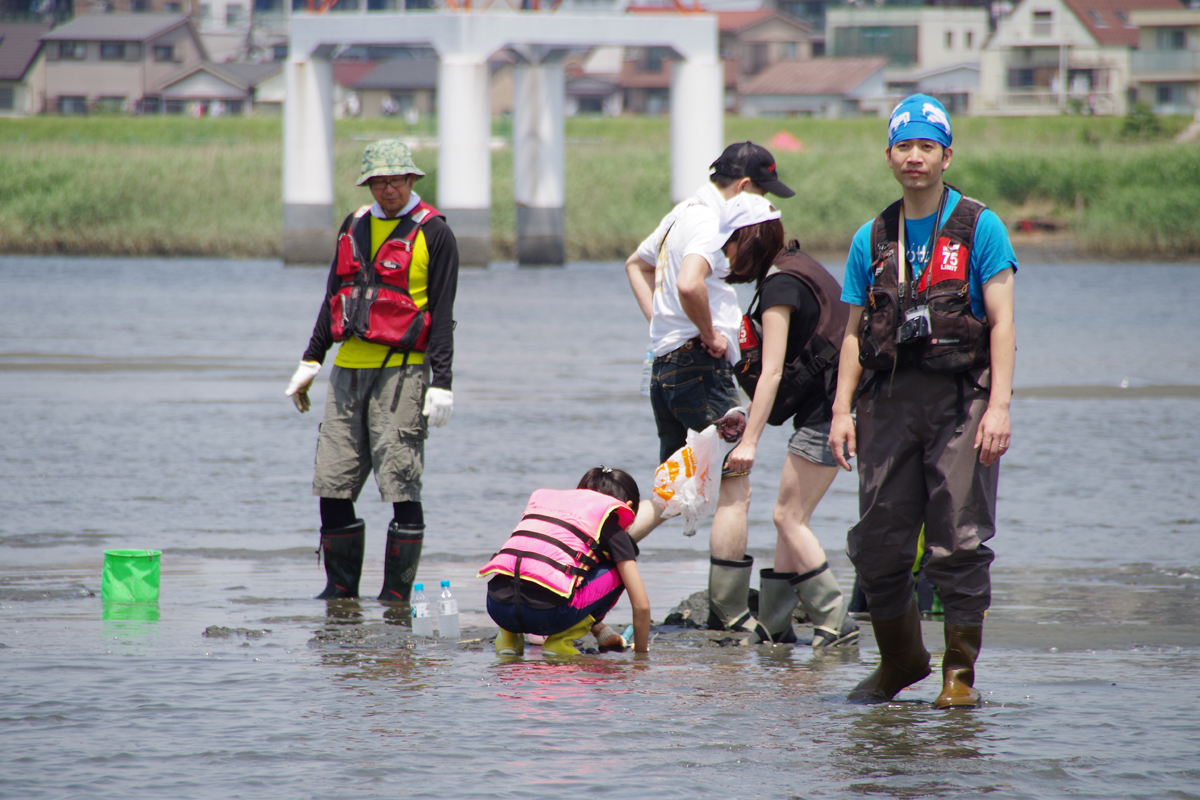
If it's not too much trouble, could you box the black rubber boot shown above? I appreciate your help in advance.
[847,602,932,704]
[316,519,365,600]
[378,521,423,603]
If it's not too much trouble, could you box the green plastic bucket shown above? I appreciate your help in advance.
[101,549,162,603]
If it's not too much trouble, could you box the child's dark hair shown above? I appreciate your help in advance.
[578,466,641,508]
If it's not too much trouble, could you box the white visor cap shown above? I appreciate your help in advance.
[717,193,782,247]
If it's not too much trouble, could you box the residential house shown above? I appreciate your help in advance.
[1129,7,1200,114]
[976,0,1183,116]
[620,7,811,112]
[0,22,52,116]
[739,56,888,117]
[350,57,438,118]
[717,9,814,83]
[825,5,990,112]
[42,13,206,113]
[156,60,279,114]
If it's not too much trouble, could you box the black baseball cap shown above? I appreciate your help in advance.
[709,141,795,198]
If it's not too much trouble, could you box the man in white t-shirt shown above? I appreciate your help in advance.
[624,142,795,632]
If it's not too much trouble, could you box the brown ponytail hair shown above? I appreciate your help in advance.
[723,218,785,285]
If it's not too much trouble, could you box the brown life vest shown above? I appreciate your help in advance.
[858,190,990,374]
[734,240,850,426]
[329,201,441,352]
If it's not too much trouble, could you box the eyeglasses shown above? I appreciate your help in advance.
[368,177,410,191]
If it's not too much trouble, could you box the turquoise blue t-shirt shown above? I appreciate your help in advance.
[841,188,1018,318]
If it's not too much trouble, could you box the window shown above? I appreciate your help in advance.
[1033,10,1052,38]
[1114,10,1133,27]
[781,41,796,60]
[95,96,126,113]
[58,96,88,114]
[226,3,245,24]
[131,0,146,10]
[200,3,211,20]
[272,44,288,61]
[154,45,175,61]
[100,43,126,60]
[59,41,86,59]
[1087,10,1106,28]
[0,87,14,110]
[1157,84,1185,104]
[966,30,974,48]
[945,30,954,48]
[164,1,181,10]
[1008,68,1035,88]
[1158,28,1187,50]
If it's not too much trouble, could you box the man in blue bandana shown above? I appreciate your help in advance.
[828,94,1017,708]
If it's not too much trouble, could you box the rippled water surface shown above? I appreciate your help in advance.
[2,257,1198,799]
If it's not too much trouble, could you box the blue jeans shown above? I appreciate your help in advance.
[486,562,625,637]
[650,348,740,464]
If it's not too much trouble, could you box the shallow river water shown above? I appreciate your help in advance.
[1,256,1198,800]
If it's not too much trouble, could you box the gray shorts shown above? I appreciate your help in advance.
[312,363,429,503]
[787,420,837,467]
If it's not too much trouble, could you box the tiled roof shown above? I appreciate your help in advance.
[353,58,438,91]
[1061,0,1184,47]
[43,12,190,42]
[0,21,52,81]
[740,56,888,95]
[715,9,776,32]
[333,60,378,88]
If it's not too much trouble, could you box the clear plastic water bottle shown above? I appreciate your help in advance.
[411,583,434,637]
[437,580,460,639]
[639,345,654,396]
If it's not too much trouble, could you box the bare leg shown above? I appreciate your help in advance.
[711,474,751,561]
[772,453,838,574]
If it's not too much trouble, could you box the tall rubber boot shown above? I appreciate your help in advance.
[378,521,424,602]
[315,519,365,600]
[934,624,983,709]
[792,563,860,648]
[542,615,595,658]
[847,602,932,704]
[706,555,760,632]
[748,569,800,644]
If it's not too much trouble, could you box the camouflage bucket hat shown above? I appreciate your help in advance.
[357,139,426,185]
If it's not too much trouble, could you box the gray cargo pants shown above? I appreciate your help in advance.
[847,367,997,626]
[312,363,429,503]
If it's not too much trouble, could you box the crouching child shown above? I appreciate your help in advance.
[479,467,651,656]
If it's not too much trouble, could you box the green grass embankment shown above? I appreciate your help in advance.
[1,114,1197,260]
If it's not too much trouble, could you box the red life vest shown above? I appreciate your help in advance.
[858,189,990,374]
[478,489,635,599]
[329,200,442,352]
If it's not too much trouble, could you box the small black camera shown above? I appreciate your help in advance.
[896,306,931,344]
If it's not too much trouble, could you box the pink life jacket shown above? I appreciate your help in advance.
[478,489,636,599]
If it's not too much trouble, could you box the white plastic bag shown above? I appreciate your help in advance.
[650,413,742,537]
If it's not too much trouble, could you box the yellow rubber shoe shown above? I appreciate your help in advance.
[495,628,525,656]
[541,615,595,658]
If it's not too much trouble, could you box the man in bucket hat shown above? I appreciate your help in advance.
[285,139,459,604]
[623,142,794,635]
[829,94,1017,708]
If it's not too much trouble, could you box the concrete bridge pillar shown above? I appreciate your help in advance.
[670,55,724,203]
[512,52,566,265]
[282,54,335,264]
[437,56,492,267]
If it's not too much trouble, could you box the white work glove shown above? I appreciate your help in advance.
[285,360,322,413]
[422,387,453,428]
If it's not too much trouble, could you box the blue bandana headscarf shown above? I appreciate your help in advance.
[887,94,953,148]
